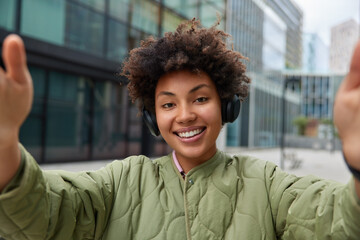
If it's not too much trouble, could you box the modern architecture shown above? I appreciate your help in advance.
[0,0,227,163]
[330,19,359,74]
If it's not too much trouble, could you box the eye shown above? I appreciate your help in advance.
[195,97,208,103]
[162,103,175,109]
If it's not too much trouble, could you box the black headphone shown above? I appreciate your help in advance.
[142,95,241,136]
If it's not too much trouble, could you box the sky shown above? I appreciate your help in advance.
[293,0,359,46]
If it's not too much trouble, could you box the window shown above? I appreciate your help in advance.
[19,67,47,161]
[21,0,66,45]
[93,81,126,159]
[109,0,130,22]
[0,0,16,30]
[131,0,159,35]
[45,71,91,161]
[65,1,105,56]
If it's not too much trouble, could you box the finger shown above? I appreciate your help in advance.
[2,34,29,84]
[0,66,5,83]
[343,40,360,91]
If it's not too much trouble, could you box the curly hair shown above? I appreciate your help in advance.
[121,18,251,113]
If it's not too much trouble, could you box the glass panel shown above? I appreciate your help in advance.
[109,0,130,22]
[21,0,65,45]
[128,105,142,155]
[0,0,16,30]
[19,67,46,162]
[130,0,159,35]
[107,19,128,62]
[128,28,150,49]
[65,1,105,56]
[73,0,105,12]
[45,71,91,161]
[162,8,185,35]
[93,81,126,159]
[200,2,225,29]
[163,0,197,19]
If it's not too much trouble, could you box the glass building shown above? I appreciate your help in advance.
[0,0,226,163]
[227,72,301,148]
[267,0,303,70]
[284,73,344,120]
[226,0,302,148]
[302,33,329,73]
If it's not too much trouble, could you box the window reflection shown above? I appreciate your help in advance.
[45,72,91,162]
[20,67,47,161]
[163,0,197,19]
[65,1,105,56]
[162,9,185,34]
[107,19,128,61]
[93,81,126,159]
[73,0,106,12]
[109,0,130,22]
[130,0,160,35]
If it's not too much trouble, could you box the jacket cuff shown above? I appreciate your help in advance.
[0,143,26,195]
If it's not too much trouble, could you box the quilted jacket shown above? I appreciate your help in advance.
[0,145,360,240]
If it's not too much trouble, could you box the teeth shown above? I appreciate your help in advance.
[178,129,202,138]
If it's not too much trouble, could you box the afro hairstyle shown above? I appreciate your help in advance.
[121,18,251,114]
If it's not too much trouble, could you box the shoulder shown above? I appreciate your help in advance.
[225,152,278,178]
[101,154,173,181]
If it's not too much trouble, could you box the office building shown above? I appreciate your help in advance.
[266,0,303,70]
[284,72,344,120]
[226,0,303,147]
[302,33,329,73]
[330,19,359,74]
[0,0,226,163]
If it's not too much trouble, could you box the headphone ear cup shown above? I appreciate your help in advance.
[142,108,160,136]
[221,95,241,123]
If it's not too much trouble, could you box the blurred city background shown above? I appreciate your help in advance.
[0,0,359,171]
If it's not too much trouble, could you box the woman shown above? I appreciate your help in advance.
[0,19,359,239]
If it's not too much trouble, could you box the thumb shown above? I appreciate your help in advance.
[2,34,29,84]
[343,40,360,91]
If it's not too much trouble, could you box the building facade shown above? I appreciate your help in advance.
[266,0,303,70]
[226,0,303,147]
[0,0,226,163]
[302,33,329,73]
[284,72,344,120]
[330,19,359,74]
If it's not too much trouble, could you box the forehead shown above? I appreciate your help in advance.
[155,70,216,94]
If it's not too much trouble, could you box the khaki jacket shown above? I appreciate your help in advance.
[0,145,360,239]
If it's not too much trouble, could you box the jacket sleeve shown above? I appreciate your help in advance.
[0,144,120,240]
[265,161,360,239]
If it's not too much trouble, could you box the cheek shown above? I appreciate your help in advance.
[156,111,172,132]
[199,104,222,125]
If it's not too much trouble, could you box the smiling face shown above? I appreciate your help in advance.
[155,70,222,171]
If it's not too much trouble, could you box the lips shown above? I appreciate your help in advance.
[175,127,206,139]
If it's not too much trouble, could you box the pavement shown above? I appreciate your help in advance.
[40,147,352,184]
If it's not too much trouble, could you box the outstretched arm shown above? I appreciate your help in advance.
[334,40,360,199]
[0,35,33,191]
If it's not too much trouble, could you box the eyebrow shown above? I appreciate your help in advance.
[157,84,211,98]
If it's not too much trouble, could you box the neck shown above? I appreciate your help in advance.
[173,149,217,174]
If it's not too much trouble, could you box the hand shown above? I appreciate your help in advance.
[334,41,360,169]
[0,35,33,146]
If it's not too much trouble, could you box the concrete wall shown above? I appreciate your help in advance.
[285,135,342,151]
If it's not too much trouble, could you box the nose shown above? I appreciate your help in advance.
[175,104,196,123]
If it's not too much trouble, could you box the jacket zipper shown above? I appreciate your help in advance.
[183,175,192,240]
